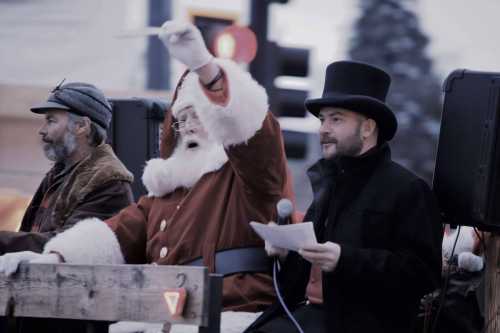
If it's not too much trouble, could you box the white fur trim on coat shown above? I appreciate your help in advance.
[142,142,228,197]
[172,58,269,147]
[43,218,124,265]
[442,226,476,259]
[458,252,484,272]
[442,225,484,272]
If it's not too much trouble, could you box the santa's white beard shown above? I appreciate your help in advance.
[142,135,228,197]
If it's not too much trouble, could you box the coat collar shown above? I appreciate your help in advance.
[308,143,391,187]
[306,143,392,234]
[331,145,391,229]
[335,143,390,175]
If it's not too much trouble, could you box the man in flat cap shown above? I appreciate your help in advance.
[0,82,134,255]
[246,61,443,333]
[0,82,134,333]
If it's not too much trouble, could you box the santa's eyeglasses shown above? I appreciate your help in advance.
[171,120,187,133]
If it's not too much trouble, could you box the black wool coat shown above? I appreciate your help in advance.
[247,144,443,333]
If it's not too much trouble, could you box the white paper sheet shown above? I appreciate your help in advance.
[249,221,318,252]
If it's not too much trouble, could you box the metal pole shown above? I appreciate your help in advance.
[147,0,171,90]
[249,0,270,86]
[199,274,223,333]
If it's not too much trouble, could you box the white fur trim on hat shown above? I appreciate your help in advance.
[43,218,124,265]
[172,58,269,147]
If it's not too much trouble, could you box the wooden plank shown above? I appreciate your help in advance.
[0,263,209,326]
[484,234,500,333]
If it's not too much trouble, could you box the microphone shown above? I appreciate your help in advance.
[273,198,306,333]
[276,198,293,226]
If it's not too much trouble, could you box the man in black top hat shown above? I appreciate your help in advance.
[0,82,134,333]
[245,61,443,333]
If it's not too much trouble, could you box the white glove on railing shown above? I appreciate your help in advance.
[0,251,60,276]
[158,21,213,71]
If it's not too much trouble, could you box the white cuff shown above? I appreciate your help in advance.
[43,218,125,265]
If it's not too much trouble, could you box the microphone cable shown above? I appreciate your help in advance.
[272,198,304,332]
[273,257,304,333]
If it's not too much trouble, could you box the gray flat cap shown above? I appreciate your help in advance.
[31,82,112,129]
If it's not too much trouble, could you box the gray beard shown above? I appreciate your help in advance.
[43,131,77,162]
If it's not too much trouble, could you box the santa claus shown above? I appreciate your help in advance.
[0,21,293,332]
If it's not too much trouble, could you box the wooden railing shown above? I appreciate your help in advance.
[0,263,222,333]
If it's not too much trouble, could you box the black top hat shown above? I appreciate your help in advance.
[31,82,112,129]
[305,61,397,141]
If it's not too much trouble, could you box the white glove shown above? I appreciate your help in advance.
[0,251,59,276]
[158,21,213,71]
[109,321,166,333]
[458,252,484,272]
[299,242,341,272]
[264,222,289,261]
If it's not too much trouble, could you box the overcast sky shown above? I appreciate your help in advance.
[270,0,500,96]
[418,0,500,77]
[0,0,499,92]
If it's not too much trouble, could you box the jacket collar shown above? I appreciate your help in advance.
[53,144,133,219]
[333,142,391,174]
[307,143,391,239]
[307,143,391,196]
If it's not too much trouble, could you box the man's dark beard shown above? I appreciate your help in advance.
[336,130,363,157]
[323,122,363,158]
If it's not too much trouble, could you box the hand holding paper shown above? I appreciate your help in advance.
[263,222,289,260]
[250,221,318,252]
[299,242,341,272]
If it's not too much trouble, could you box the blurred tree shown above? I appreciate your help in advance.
[349,0,442,183]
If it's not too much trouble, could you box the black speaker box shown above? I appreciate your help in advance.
[108,98,167,200]
[433,69,500,231]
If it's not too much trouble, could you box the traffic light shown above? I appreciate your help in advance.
[191,14,257,64]
[248,0,310,118]
[192,15,234,56]
[266,41,310,118]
